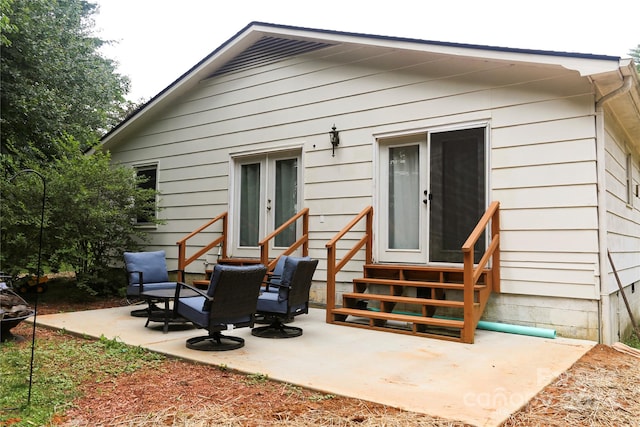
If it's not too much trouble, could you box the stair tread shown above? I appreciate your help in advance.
[219,257,262,264]
[331,308,464,328]
[364,264,489,273]
[342,292,465,307]
[353,277,486,289]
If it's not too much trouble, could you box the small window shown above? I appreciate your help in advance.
[135,165,157,224]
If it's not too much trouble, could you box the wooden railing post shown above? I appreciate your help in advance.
[460,201,500,344]
[325,206,374,323]
[491,206,500,293]
[259,208,310,272]
[221,213,228,259]
[303,210,309,257]
[177,243,186,282]
[366,207,373,264]
[176,212,228,278]
[462,249,475,344]
[326,244,336,323]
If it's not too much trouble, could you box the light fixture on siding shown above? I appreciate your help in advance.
[329,124,340,157]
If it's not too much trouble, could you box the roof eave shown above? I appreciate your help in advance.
[95,21,627,152]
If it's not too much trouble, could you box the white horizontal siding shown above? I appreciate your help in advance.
[492,116,596,149]
[107,42,607,301]
[501,230,599,252]
[500,250,599,264]
[500,263,598,295]
[493,162,597,189]
[498,279,598,300]
[604,125,640,293]
[500,207,598,230]
[493,185,597,208]
[492,139,596,169]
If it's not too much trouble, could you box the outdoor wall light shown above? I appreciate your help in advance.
[329,124,340,157]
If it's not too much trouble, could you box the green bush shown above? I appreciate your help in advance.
[1,137,161,296]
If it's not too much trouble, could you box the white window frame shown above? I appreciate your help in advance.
[134,162,159,228]
[228,144,304,257]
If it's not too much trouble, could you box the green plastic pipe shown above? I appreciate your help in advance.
[366,307,557,339]
[472,319,555,339]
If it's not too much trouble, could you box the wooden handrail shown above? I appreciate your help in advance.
[325,206,374,323]
[259,208,309,271]
[462,201,500,343]
[176,212,228,281]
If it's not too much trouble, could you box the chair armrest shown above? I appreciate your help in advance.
[174,282,209,299]
[173,282,212,316]
[264,274,284,292]
[127,270,144,294]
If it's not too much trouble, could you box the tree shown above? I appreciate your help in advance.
[0,0,132,161]
[630,44,640,74]
[0,0,155,294]
[0,0,17,47]
[0,137,161,294]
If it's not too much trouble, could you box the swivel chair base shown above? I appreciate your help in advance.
[251,320,303,338]
[186,332,244,351]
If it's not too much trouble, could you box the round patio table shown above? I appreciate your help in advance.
[140,287,199,333]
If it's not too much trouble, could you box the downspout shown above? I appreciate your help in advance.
[594,75,632,344]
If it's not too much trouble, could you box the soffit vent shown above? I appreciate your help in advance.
[210,36,333,77]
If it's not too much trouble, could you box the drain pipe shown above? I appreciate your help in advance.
[594,75,633,344]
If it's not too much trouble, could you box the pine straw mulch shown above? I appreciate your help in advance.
[8,298,640,427]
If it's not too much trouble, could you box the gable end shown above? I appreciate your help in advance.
[209,36,334,77]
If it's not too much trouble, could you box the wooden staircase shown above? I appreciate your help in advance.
[175,202,500,344]
[326,202,500,344]
[331,264,493,343]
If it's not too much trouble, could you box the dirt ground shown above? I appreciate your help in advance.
[8,297,640,426]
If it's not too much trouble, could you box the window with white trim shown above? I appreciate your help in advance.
[135,164,158,224]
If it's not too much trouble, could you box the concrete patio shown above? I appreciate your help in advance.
[33,306,595,427]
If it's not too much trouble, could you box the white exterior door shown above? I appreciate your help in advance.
[233,151,300,258]
[378,135,429,263]
[378,127,486,264]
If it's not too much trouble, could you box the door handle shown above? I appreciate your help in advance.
[267,199,272,211]
[423,191,431,204]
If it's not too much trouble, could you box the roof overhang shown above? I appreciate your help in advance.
[591,59,640,152]
[93,22,639,154]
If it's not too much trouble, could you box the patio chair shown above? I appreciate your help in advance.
[251,257,318,339]
[174,263,267,351]
[123,250,180,317]
[263,255,288,291]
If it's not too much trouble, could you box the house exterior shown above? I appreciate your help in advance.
[94,22,640,344]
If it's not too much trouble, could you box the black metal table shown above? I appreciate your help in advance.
[140,287,199,333]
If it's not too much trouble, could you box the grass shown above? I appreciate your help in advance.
[0,331,164,426]
[623,326,640,349]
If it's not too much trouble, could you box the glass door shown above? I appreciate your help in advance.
[378,135,428,263]
[233,151,300,258]
[429,127,486,263]
[378,127,486,264]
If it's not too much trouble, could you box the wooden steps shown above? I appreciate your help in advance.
[352,277,487,291]
[328,263,492,343]
[218,257,262,266]
[342,292,466,309]
[332,308,464,328]
[330,308,465,342]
